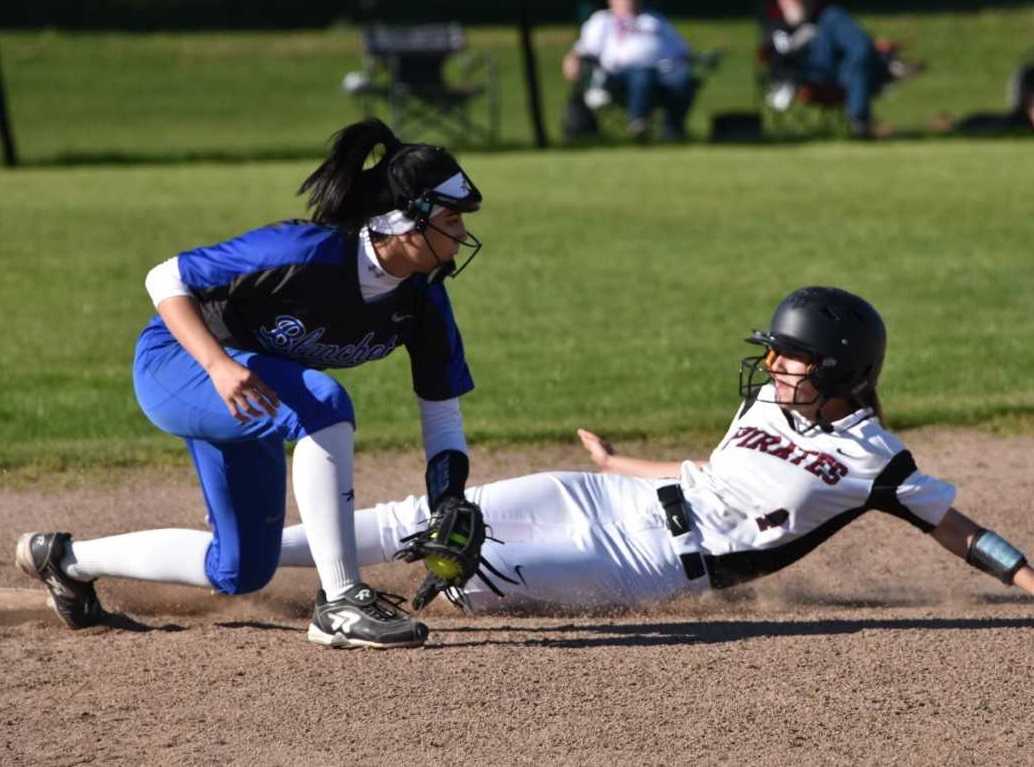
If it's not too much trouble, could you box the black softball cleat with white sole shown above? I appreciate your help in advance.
[307,583,428,649]
[15,532,105,630]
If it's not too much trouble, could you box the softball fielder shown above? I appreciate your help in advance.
[279,286,1034,611]
[17,118,486,648]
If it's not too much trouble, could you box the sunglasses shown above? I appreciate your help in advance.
[763,347,815,371]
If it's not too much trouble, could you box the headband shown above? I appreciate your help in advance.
[367,172,471,235]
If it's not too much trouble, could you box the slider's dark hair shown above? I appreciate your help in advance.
[856,390,884,425]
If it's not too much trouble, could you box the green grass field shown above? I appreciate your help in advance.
[1,11,1033,472]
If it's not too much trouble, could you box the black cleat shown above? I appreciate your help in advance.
[15,532,105,629]
[307,584,428,649]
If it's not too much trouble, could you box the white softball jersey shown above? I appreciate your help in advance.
[356,384,956,612]
[683,384,955,589]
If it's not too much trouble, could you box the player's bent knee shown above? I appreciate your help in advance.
[207,561,278,595]
[206,552,280,595]
[283,371,356,442]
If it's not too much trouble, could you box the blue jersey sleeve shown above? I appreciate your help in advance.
[406,283,475,401]
[177,221,345,290]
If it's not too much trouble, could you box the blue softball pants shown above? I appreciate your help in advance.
[132,320,355,595]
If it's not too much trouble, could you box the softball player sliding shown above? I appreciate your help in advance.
[17,118,486,648]
[279,287,1034,611]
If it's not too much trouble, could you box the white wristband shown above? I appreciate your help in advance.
[418,396,467,460]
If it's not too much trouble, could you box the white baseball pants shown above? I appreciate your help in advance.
[357,471,705,612]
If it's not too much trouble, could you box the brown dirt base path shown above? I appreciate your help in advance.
[2,428,1033,766]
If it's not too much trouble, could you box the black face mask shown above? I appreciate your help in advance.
[738,349,821,406]
[423,221,482,284]
[401,168,483,284]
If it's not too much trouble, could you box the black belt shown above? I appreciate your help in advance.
[657,484,708,582]
[657,484,692,535]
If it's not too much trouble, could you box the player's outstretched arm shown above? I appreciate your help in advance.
[931,507,1034,596]
[577,428,682,479]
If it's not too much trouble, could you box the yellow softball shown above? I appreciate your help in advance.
[425,553,463,583]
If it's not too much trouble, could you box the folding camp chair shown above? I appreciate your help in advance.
[342,23,500,145]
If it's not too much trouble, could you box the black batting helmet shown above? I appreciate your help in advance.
[741,286,887,401]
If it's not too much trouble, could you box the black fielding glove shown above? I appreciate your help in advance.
[393,450,487,610]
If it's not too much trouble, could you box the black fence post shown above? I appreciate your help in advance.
[518,1,548,149]
[0,45,17,167]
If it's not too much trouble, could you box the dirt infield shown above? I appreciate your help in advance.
[2,428,1033,766]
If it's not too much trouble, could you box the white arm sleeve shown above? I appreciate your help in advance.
[144,256,192,308]
[418,396,467,460]
[896,471,957,529]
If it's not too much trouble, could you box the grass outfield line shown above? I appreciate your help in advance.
[2,139,1032,471]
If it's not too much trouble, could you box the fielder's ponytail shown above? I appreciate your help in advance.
[298,118,402,231]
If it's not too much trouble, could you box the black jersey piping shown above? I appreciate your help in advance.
[703,505,868,589]
[861,450,933,533]
[737,389,760,420]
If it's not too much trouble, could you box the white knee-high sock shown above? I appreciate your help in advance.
[280,494,431,570]
[292,421,359,601]
[64,529,212,587]
[280,505,394,569]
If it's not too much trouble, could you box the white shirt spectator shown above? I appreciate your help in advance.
[574,10,690,73]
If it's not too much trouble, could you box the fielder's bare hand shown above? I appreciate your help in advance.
[154,294,279,422]
[208,357,279,422]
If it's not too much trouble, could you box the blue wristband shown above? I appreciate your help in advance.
[966,529,1027,585]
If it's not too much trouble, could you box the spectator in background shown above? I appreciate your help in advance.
[762,0,921,138]
[562,0,696,141]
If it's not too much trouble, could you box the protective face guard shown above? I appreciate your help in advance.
[423,223,482,283]
[413,169,483,283]
[406,168,481,221]
[739,334,821,406]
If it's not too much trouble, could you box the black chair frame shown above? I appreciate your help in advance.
[344,23,500,146]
